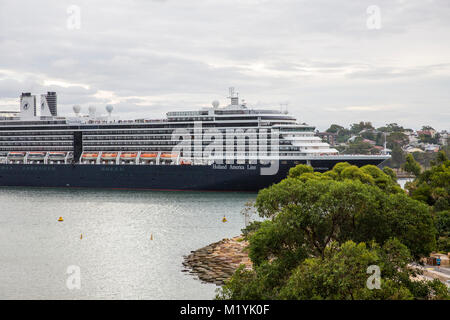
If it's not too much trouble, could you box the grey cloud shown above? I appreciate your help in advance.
[0,0,449,130]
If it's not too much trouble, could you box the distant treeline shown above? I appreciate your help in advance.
[323,122,449,169]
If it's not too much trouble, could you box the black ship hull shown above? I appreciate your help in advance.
[0,158,386,192]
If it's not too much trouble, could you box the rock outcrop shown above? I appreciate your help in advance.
[182,235,252,286]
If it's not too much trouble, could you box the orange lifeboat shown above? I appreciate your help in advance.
[82,153,99,159]
[120,153,137,159]
[140,153,158,159]
[101,152,118,160]
[160,153,178,159]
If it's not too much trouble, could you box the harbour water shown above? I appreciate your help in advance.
[0,178,412,299]
[0,187,254,299]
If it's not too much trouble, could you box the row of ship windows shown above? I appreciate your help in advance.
[83,138,288,144]
[0,138,293,146]
[82,147,307,157]
[0,137,73,141]
[0,147,73,151]
[84,139,294,146]
[84,134,297,140]
[0,123,308,136]
[168,116,294,121]
[168,117,214,121]
[0,131,74,136]
[167,110,285,116]
[83,142,284,147]
[0,140,297,148]
[0,125,310,136]
[0,137,302,146]
[0,142,73,146]
[0,121,297,131]
[84,135,173,140]
[83,128,284,135]
[0,134,314,143]
[83,147,173,152]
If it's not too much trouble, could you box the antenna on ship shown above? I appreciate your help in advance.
[280,102,289,114]
[228,87,239,106]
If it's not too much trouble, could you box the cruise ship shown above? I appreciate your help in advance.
[0,89,389,191]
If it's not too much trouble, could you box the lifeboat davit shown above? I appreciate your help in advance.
[8,152,26,158]
[180,159,192,165]
[48,152,66,159]
[101,153,118,160]
[27,152,46,159]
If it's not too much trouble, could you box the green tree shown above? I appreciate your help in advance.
[256,177,433,257]
[278,240,447,300]
[377,123,404,133]
[435,211,450,252]
[350,122,374,134]
[342,140,374,155]
[403,154,421,176]
[389,144,405,168]
[288,164,313,178]
[382,166,397,182]
[386,132,409,148]
[325,124,344,134]
[219,162,444,300]
[218,239,448,300]
[407,155,449,208]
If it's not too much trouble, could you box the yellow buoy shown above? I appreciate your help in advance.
[222,216,227,223]
[58,217,64,222]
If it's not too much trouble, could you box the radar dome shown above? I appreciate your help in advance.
[106,105,114,114]
[88,105,96,113]
[212,100,220,108]
[73,105,81,115]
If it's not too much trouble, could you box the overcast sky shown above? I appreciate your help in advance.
[0,0,449,131]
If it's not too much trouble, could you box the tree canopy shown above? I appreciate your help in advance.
[406,151,450,252]
[403,154,422,176]
[216,162,448,300]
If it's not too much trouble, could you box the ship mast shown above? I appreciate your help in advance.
[228,87,239,106]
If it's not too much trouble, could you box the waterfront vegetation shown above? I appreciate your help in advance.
[405,151,450,253]
[216,152,450,300]
[324,121,449,169]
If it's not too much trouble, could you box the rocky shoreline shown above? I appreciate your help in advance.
[182,235,252,286]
